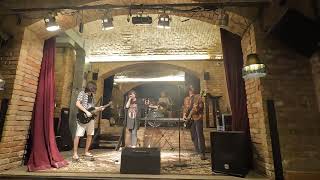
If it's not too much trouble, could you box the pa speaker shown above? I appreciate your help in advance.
[120,147,160,174]
[58,108,73,151]
[211,131,249,177]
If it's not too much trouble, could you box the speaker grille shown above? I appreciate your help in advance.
[211,131,249,177]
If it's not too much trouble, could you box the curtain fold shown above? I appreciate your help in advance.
[27,37,68,171]
[220,29,249,132]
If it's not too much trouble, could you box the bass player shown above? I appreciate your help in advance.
[183,85,206,160]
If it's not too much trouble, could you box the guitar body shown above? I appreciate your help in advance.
[77,107,96,124]
[184,118,193,129]
[77,102,112,124]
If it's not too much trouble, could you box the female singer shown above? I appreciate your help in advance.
[125,90,139,147]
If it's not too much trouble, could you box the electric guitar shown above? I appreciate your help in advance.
[77,101,112,124]
[183,107,194,129]
[184,92,205,128]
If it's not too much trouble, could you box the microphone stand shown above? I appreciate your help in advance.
[174,86,187,167]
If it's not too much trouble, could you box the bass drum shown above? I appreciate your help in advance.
[146,110,164,128]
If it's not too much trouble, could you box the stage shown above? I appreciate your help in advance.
[0,149,268,180]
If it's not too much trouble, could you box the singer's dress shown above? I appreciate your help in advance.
[126,103,139,130]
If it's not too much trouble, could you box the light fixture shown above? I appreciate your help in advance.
[85,54,210,62]
[44,12,60,32]
[242,53,266,80]
[0,73,5,91]
[157,14,170,29]
[79,10,84,33]
[216,9,229,28]
[114,75,185,82]
[242,25,266,80]
[102,11,114,31]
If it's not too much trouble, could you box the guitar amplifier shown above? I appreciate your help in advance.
[120,147,160,174]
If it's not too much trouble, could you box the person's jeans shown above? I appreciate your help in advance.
[190,120,205,154]
[129,127,138,146]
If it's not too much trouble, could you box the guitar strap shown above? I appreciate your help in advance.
[186,95,195,118]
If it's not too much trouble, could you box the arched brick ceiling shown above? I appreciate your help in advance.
[82,14,222,58]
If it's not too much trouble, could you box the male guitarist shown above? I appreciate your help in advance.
[72,81,105,161]
[183,85,206,160]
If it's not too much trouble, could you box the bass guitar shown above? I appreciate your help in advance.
[77,101,112,124]
[183,107,194,129]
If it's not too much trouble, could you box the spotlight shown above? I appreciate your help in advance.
[216,9,229,28]
[102,16,114,31]
[157,14,170,29]
[79,21,84,33]
[44,13,60,32]
[242,53,266,80]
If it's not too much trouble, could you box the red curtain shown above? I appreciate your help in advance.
[220,29,249,131]
[27,38,68,171]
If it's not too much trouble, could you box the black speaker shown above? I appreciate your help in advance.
[211,131,249,177]
[204,72,210,80]
[92,72,98,80]
[58,108,73,151]
[269,9,320,57]
[120,147,160,174]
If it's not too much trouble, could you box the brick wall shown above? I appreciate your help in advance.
[0,28,43,171]
[242,23,320,177]
[54,47,76,117]
[241,25,274,176]
[310,51,320,112]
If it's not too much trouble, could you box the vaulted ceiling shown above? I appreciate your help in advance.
[81,14,222,59]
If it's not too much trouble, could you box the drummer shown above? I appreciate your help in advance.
[158,91,172,108]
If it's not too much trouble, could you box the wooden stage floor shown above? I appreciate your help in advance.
[0,149,268,180]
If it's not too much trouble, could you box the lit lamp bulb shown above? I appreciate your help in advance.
[102,17,114,31]
[157,14,170,29]
[242,53,266,80]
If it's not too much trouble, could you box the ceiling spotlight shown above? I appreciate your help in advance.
[157,14,171,29]
[44,13,60,32]
[216,9,229,28]
[79,22,84,33]
[102,13,114,31]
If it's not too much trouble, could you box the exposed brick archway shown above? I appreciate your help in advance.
[96,62,201,80]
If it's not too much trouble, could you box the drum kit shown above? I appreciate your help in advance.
[143,100,175,128]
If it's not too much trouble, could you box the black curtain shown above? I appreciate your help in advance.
[102,75,114,119]
[220,28,249,132]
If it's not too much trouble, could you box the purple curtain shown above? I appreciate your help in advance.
[220,29,249,131]
[27,38,68,171]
